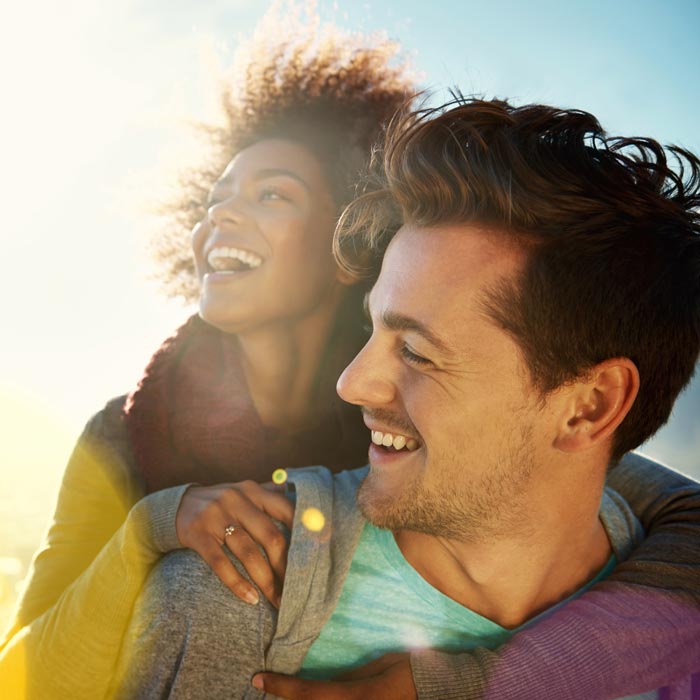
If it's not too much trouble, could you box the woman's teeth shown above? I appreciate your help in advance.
[208,246,263,271]
[371,430,418,451]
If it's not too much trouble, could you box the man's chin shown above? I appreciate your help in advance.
[357,468,411,530]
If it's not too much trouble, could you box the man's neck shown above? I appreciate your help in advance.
[393,485,612,629]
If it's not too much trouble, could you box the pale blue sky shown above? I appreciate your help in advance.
[0,0,698,575]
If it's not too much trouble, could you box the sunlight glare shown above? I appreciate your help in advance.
[301,507,326,532]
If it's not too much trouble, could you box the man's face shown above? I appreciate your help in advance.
[337,223,558,542]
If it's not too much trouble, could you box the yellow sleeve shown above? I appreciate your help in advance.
[0,400,188,700]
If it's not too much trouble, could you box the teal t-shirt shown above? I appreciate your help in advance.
[300,522,616,680]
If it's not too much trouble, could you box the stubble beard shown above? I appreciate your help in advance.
[357,425,536,542]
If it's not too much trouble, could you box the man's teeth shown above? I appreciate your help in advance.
[371,430,418,451]
[207,246,263,271]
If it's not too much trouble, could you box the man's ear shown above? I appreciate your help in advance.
[553,358,639,454]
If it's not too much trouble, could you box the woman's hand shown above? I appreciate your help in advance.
[175,480,294,608]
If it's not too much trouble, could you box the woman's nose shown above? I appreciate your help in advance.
[191,221,210,276]
[207,196,244,229]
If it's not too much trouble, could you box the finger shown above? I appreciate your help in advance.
[193,538,260,606]
[223,526,281,607]
[236,480,296,529]
[221,492,290,582]
[252,673,357,700]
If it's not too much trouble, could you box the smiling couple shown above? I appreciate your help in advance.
[2,8,699,700]
[111,93,700,699]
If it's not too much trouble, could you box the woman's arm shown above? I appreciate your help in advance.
[0,401,188,700]
[410,452,700,700]
[0,399,297,700]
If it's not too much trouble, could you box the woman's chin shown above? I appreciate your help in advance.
[197,301,248,335]
[198,299,285,336]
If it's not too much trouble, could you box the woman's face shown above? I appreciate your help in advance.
[193,138,342,334]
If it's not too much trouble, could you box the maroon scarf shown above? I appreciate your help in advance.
[123,297,369,493]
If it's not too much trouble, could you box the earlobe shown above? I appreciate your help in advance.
[554,358,639,454]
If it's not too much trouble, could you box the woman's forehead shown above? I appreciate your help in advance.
[219,138,327,186]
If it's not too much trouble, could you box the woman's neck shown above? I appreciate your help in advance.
[237,283,348,433]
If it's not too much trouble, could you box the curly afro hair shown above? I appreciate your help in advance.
[151,1,416,301]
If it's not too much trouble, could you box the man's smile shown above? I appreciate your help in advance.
[370,429,419,452]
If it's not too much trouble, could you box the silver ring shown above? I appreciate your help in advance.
[224,524,237,538]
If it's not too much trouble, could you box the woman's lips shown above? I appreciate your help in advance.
[206,245,264,272]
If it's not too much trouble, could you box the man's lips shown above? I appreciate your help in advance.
[368,441,421,467]
[370,429,419,452]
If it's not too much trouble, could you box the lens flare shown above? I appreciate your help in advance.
[301,507,325,532]
[271,468,288,485]
[399,624,430,650]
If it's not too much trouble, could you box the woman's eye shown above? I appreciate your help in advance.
[400,344,431,366]
[259,188,287,202]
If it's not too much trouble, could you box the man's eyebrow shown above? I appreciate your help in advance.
[363,294,454,356]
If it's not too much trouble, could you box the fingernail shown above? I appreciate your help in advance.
[244,588,260,605]
[252,674,264,689]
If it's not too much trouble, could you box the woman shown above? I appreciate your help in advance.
[0,6,698,700]
[0,8,411,697]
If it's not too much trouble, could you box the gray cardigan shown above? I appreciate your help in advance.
[115,463,699,699]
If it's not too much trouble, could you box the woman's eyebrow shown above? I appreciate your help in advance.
[214,168,312,194]
[252,168,312,192]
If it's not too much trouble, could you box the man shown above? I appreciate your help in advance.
[115,99,700,699]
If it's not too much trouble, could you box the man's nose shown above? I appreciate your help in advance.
[336,339,396,407]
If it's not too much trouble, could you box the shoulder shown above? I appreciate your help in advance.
[285,465,368,573]
[133,548,275,649]
[612,451,696,489]
[83,395,128,440]
[286,465,368,497]
[118,547,273,698]
[64,395,144,503]
[287,465,368,520]
[600,486,645,562]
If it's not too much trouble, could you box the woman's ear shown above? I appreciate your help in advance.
[554,358,640,454]
[335,264,360,286]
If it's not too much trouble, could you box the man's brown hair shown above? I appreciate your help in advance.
[336,97,700,462]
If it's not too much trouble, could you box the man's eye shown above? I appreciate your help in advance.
[400,344,431,366]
